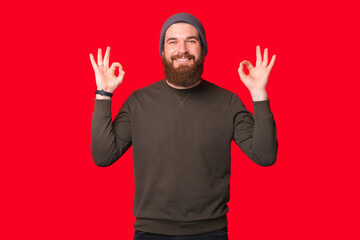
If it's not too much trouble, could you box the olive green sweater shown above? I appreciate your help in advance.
[91,78,278,235]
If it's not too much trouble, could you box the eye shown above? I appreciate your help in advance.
[169,41,176,44]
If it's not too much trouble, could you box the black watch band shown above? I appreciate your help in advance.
[95,90,113,97]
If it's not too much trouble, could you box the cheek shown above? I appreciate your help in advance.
[165,50,176,60]
[190,47,202,57]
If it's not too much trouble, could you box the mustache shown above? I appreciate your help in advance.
[171,53,195,61]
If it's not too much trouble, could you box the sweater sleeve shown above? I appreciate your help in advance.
[231,93,278,166]
[90,96,133,167]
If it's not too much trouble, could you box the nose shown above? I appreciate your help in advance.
[177,41,188,54]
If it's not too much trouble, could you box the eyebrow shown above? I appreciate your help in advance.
[166,36,199,43]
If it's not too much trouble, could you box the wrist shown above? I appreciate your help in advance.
[95,95,111,100]
[250,89,268,101]
[95,89,113,99]
[97,87,113,93]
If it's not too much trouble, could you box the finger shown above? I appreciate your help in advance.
[104,46,110,68]
[267,55,276,71]
[241,60,254,71]
[256,45,262,67]
[238,62,246,80]
[263,48,268,66]
[89,53,99,72]
[109,62,121,75]
[97,48,103,67]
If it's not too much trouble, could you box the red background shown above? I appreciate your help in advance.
[1,0,359,239]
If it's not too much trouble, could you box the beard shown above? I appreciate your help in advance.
[161,50,205,88]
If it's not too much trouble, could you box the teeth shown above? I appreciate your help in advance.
[176,59,189,61]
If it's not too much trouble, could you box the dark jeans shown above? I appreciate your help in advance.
[134,226,228,240]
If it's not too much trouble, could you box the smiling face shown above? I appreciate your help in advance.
[162,22,203,68]
[161,22,205,87]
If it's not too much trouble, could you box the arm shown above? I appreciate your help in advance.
[91,98,132,167]
[231,95,278,166]
[234,45,278,166]
[89,46,130,167]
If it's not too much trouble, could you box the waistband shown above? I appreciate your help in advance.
[133,215,228,235]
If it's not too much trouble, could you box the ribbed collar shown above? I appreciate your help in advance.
[161,78,206,94]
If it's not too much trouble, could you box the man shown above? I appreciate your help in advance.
[90,13,277,240]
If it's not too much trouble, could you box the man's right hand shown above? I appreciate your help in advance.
[90,46,125,98]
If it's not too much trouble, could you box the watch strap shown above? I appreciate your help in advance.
[95,90,113,97]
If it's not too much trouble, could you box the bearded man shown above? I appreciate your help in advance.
[90,12,278,240]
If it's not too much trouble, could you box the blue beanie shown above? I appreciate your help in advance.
[159,13,208,57]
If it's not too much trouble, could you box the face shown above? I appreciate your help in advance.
[162,22,203,68]
[161,22,205,87]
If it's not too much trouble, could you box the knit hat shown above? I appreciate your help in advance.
[159,12,207,57]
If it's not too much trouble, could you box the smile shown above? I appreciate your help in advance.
[175,58,191,62]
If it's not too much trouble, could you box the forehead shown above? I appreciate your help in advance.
[164,22,199,39]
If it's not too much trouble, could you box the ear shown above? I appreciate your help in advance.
[161,49,165,58]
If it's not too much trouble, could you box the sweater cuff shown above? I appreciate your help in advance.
[94,99,112,114]
[252,99,271,117]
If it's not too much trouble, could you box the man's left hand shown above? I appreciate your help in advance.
[238,45,276,101]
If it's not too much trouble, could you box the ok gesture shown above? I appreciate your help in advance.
[238,45,276,101]
[89,46,125,93]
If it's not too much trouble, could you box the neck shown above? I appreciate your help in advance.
[165,79,201,89]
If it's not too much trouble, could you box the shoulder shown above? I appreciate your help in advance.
[131,80,163,97]
[201,79,236,98]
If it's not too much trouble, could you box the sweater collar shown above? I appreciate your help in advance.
[161,78,205,94]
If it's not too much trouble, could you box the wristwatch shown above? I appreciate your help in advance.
[95,90,113,97]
